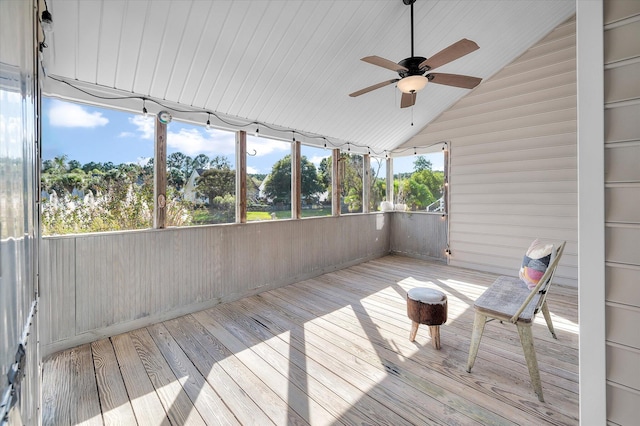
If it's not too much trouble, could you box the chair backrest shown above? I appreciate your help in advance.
[510,241,566,323]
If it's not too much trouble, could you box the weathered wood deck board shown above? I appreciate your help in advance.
[192,309,338,425]
[42,344,103,426]
[301,270,580,376]
[213,297,416,426]
[128,328,207,426]
[275,277,578,423]
[268,286,578,425]
[42,256,579,425]
[162,316,277,426]
[253,291,455,426]
[145,323,241,425]
[91,338,137,425]
[110,334,171,426]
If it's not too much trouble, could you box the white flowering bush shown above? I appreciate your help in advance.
[42,183,191,235]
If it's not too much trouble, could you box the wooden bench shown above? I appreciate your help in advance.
[466,241,566,402]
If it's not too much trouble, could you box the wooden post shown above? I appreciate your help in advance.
[386,157,393,203]
[362,154,370,213]
[443,143,449,214]
[154,116,167,229]
[292,140,301,219]
[236,130,247,223]
[332,148,340,216]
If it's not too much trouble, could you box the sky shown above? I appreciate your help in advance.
[42,97,443,175]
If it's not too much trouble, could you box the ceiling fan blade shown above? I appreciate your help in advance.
[400,92,416,108]
[428,73,482,89]
[349,79,399,97]
[419,38,479,70]
[361,56,409,72]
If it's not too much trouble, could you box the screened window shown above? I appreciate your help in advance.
[393,152,445,212]
[369,156,386,211]
[41,98,154,234]
[166,122,236,225]
[339,153,364,214]
[246,134,291,221]
[300,144,331,217]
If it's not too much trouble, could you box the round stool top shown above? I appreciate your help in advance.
[407,287,446,304]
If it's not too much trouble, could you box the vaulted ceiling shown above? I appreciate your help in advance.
[42,0,575,156]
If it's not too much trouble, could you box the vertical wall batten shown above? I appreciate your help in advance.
[40,214,424,355]
[603,1,640,424]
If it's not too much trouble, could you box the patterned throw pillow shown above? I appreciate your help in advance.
[519,239,553,290]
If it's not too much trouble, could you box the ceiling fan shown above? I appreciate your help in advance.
[349,0,482,108]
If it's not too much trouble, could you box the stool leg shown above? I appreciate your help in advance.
[429,325,441,350]
[409,321,420,342]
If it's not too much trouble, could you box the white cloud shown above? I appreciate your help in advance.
[136,157,152,166]
[246,166,259,174]
[308,154,330,168]
[246,136,290,157]
[167,127,235,156]
[118,131,135,138]
[48,99,109,128]
[130,115,154,140]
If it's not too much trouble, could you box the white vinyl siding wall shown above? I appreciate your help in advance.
[403,18,578,286]
[603,1,640,424]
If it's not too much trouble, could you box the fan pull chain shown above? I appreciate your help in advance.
[411,105,414,126]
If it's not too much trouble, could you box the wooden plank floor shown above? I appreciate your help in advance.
[42,256,579,425]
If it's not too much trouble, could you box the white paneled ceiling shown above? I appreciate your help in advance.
[42,0,575,156]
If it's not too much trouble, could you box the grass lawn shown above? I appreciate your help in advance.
[247,208,332,221]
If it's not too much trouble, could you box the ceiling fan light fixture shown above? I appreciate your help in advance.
[397,75,428,93]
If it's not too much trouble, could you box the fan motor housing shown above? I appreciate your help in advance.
[398,56,429,77]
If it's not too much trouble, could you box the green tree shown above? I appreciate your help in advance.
[339,153,363,213]
[413,156,432,172]
[142,158,154,176]
[394,167,444,210]
[404,176,434,209]
[318,157,331,190]
[369,157,385,211]
[42,155,73,194]
[301,156,324,204]
[249,173,267,182]
[191,154,210,173]
[195,168,235,201]
[263,155,323,205]
[167,152,189,173]
[42,159,55,172]
[208,155,231,170]
[167,152,189,191]
[263,155,292,204]
[81,161,104,173]
[68,159,82,171]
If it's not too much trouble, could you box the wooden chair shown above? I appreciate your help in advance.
[466,241,566,402]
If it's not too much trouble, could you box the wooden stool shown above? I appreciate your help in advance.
[406,288,448,349]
